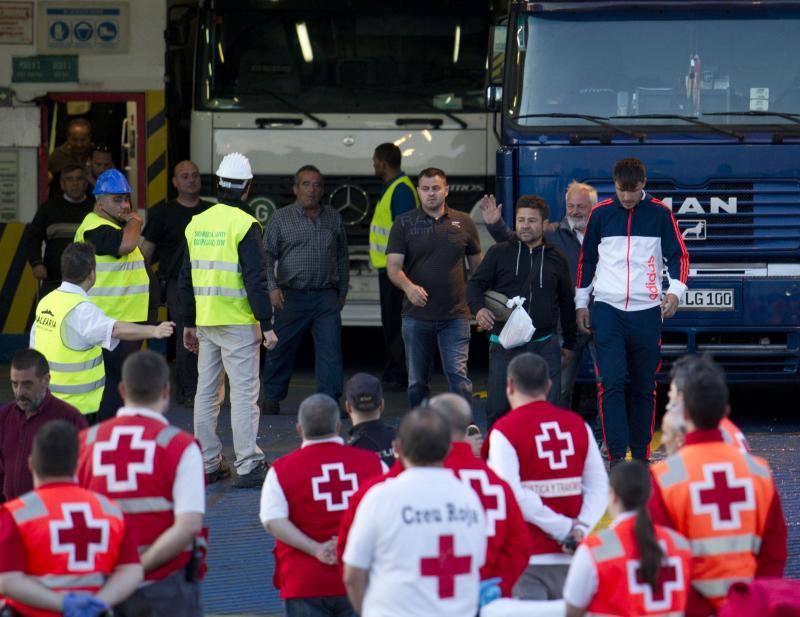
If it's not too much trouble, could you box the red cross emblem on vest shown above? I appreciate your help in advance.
[50,503,110,570]
[420,534,473,599]
[689,462,755,530]
[458,469,506,537]
[93,425,156,492]
[311,463,358,512]
[535,421,575,470]
[626,548,684,612]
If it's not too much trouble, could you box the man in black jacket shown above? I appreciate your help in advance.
[468,195,576,426]
[26,164,94,296]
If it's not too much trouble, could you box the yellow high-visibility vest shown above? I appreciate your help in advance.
[185,203,259,326]
[74,212,149,321]
[369,175,419,269]
[33,289,105,415]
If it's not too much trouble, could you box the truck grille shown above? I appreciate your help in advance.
[592,180,800,255]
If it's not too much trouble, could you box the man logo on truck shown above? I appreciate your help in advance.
[661,197,737,215]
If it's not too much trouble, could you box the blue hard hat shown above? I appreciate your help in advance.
[93,169,132,195]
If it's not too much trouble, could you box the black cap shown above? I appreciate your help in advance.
[345,373,383,412]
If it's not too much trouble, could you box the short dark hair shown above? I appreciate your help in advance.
[397,407,450,465]
[216,181,249,204]
[507,352,549,396]
[12,348,49,377]
[122,351,170,405]
[418,167,447,184]
[298,393,340,438]
[61,243,96,284]
[374,143,402,169]
[680,355,729,429]
[613,158,647,189]
[294,165,323,186]
[31,420,78,477]
[60,164,85,177]
[515,194,550,220]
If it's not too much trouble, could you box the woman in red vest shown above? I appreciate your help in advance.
[563,461,692,617]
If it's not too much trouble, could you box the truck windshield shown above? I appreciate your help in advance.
[507,6,800,128]
[198,1,494,113]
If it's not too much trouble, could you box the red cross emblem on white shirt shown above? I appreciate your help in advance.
[459,469,506,537]
[92,425,156,492]
[311,463,358,512]
[420,534,472,599]
[626,545,684,612]
[535,421,575,470]
[690,462,755,530]
[50,503,110,571]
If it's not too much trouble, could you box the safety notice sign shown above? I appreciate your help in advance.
[37,1,129,54]
[0,2,33,45]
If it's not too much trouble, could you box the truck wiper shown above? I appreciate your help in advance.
[614,114,743,140]
[355,85,468,129]
[254,90,327,128]
[702,111,800,126]
[515,113,646,142]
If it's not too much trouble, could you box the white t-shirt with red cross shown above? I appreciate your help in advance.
[344,466,487,617]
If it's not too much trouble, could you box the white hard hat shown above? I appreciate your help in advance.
[216,152,253,188]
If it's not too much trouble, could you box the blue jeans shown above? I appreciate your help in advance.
[591,301,662,461]
[284,596,354,617]
[486,334,562,427]
[402,316,472,408]
[262,289,343,401]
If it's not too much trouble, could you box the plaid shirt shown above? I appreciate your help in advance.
[264,202,349,296]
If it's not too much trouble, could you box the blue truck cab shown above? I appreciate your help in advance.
[491,0,800,382]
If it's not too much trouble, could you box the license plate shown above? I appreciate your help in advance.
[679,289,735,311]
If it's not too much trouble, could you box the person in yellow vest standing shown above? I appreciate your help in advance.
[31,242,174,424]
[74,169,150,422]
[369,143,420,389]
[180,152,278,488]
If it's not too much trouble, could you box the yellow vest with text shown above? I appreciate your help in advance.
[33,290,105,415]
[74,212,149,321]
[185,203,259,326]
[369,175,419,268]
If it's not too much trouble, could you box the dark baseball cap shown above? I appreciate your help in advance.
[345,373,383,412]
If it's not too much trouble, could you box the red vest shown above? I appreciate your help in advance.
[584,516,692,616]
[271,441,384,599]
[492,400,589,555]
[4,483,126,617]
[445,442,531,596]
[77,414,198,581]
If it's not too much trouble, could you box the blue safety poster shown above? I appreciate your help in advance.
[37,1,129,54]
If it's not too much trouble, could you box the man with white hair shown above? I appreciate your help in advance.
[479,181,598,410]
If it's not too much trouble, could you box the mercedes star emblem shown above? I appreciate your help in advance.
[330,184,370,226]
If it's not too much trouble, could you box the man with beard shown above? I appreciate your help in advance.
[479,181,596,410]
[468,195,576,425]
[0,349,87,503]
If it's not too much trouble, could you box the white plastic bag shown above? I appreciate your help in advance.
[498,296,535,349]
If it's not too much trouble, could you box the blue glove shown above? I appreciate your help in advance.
[478,577,502,608]
[62,592,110,617]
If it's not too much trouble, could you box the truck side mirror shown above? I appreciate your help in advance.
[485,24,507,112]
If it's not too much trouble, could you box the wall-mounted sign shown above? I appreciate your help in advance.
[0,2,33,44]
[12,54,78,82]
[37,1,129,54]
[0,150,19,223]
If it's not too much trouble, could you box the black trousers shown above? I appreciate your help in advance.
[378,269,406,382]
[167,279,198,397]
[98,339,142,422]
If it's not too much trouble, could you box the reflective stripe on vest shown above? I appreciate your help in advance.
[369,175,419,269]
[114,496,174,513]
[692,576,750,599]
[690,534,761,557]
[74,212,149,321]
[37,572,107,589]
[33,290,105,415]
[185,203,259,326]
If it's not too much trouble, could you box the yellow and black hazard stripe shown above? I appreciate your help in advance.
[146,89,168,210]
[0,223,37,334]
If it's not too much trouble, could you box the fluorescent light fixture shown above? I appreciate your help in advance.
[452,25,461,64]
[204,27,209,45]
[205,80,210,101]
[217,42,225,64]
[402,148,415,157]
[422,129,432,142]
[296,22,313,63]
[394,135,408,146]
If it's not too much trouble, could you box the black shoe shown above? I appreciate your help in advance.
[235,460,268,488]
[205,459,231,485]
[261,400,280,415]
